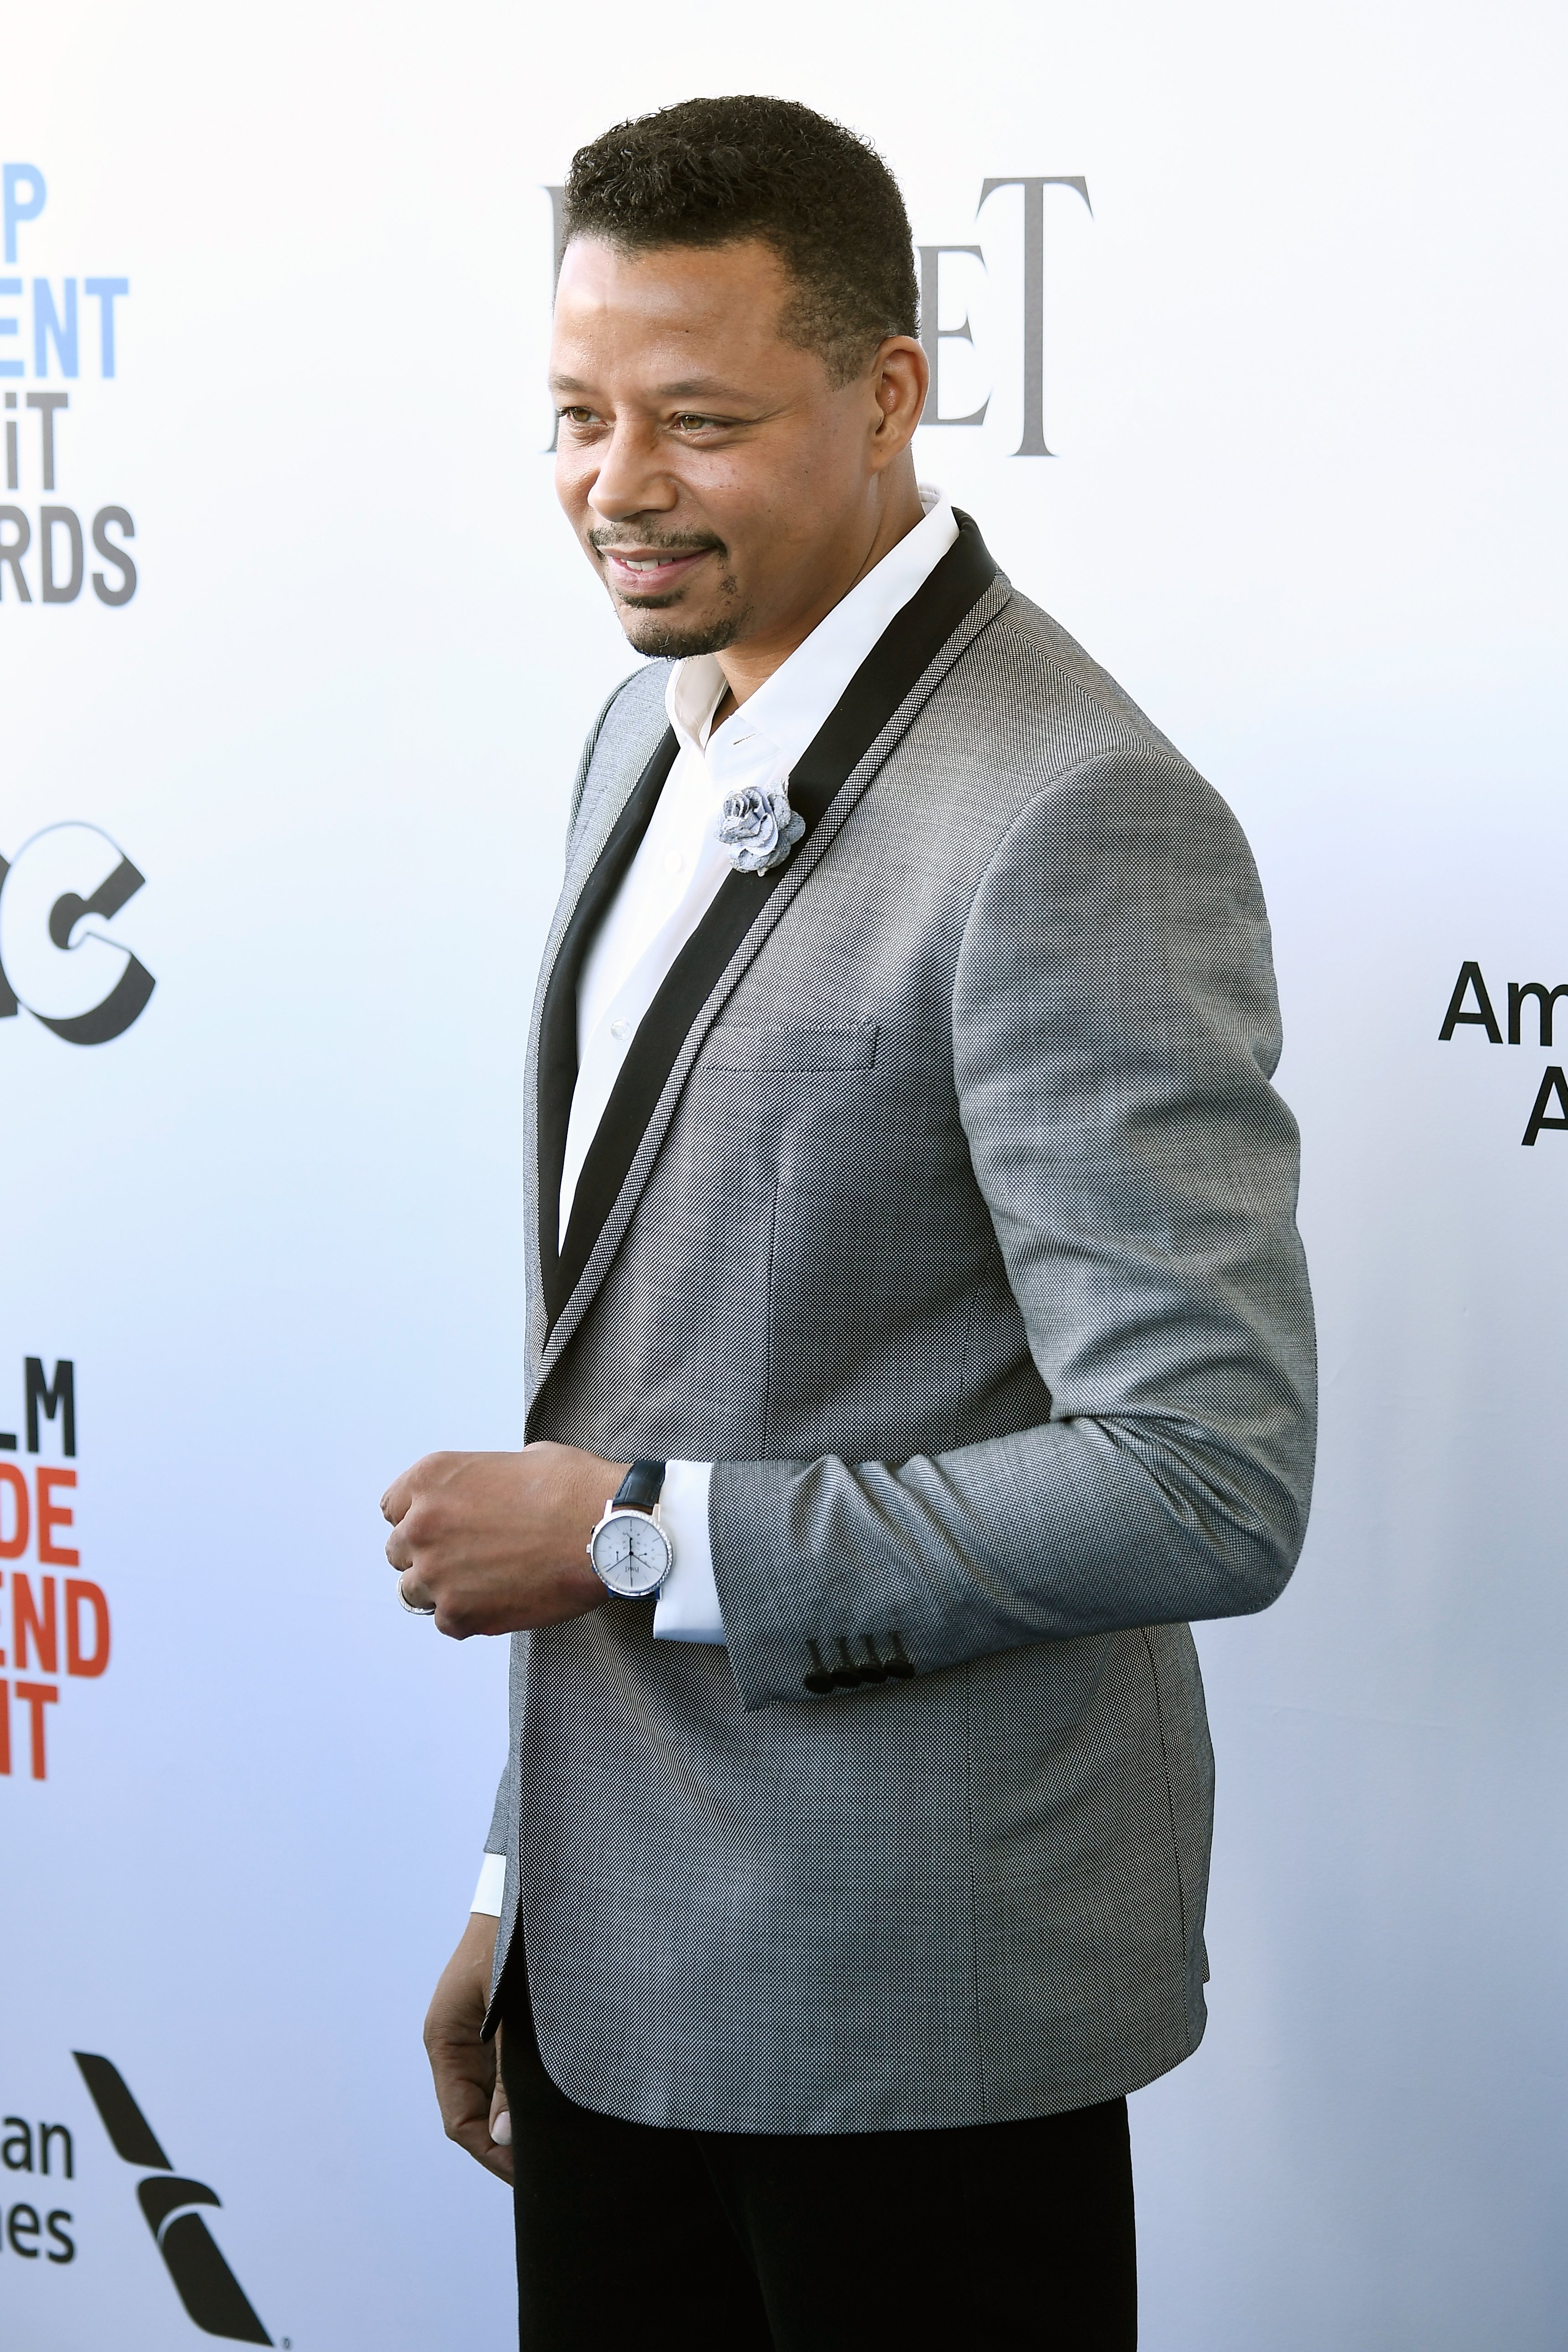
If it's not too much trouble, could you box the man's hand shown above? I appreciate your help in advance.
[424,1911,514,2183]
[381,1443,626,1637]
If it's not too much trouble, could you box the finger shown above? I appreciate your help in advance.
[450,2114,514,2182]
[436,2094,514,2181]
[385,1528,414,1572]
[429,2035,512,2182]
[381,1466,417,1525]
[488,2036,512,2147]
[399,1571,436,1611]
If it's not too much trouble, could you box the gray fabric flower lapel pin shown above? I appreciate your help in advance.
[717,783,807,876]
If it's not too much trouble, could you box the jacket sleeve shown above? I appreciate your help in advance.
[708,743,1318,1710]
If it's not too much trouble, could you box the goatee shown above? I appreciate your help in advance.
[617,607,750,659]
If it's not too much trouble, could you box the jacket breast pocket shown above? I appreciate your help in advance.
[701,1021,880,1074]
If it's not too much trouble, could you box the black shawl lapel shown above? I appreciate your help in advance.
[534,727,680,1321]
[534,510,1003,1360]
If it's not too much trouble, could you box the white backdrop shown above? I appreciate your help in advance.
[3,4,1565,2345]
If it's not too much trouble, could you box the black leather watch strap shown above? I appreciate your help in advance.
[613,1459,667,1514]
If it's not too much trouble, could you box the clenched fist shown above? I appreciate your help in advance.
[381,1443,626,1637]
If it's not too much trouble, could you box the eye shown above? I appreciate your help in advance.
[671,412,727,434]
[556,405,601,428]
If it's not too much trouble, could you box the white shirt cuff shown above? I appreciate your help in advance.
[471,1852,506,1916]
[651,1461,725,1643]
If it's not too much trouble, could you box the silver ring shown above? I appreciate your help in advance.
[398,1583,436,1616]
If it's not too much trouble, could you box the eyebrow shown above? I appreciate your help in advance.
[549,373,755,402]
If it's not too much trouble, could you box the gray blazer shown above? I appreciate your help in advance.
[484,516,1316,2134]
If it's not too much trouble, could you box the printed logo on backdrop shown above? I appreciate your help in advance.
[543,175,1092,456]
[73,2054,274,2342]
[0,1358,110,1781]
[0,2102,75,2277]
[1,2058,274,2343]
[0,823,154,1042]
[0,163,136,606]
[1439,959,1568,1145]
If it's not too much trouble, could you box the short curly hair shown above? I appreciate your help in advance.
[563,96,918,386]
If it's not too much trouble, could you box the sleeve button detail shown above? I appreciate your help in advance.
[803,1640,836,1696]
[804,1634,915,1694]
[832,1639,866,1690]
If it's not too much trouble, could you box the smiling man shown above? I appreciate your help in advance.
[382,96,1316,2352]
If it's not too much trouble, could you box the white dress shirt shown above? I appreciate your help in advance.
[473,489,958,1915]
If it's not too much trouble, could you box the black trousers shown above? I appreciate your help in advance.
[501,1981,1137,2351]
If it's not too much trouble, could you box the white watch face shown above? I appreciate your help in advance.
[590,1508,672,1599]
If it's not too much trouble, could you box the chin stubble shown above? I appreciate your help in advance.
[611,570,751,658]
[618,604,750,659]
[588,527,748,658]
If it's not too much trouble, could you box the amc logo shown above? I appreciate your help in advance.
[0,821,153,1044]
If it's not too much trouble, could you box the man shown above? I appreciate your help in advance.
[382,95,1315,2352]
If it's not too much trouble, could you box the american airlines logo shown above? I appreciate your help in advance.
[74,2053,272,2343]
[1439,957,1568,1146]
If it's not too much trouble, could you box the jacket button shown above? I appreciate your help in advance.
[832,1639,865,1690]
[804,1640,836,1695]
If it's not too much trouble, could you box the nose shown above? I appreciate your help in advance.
[585,417,677,524]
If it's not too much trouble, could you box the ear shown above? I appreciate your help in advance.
[867,336,929,467]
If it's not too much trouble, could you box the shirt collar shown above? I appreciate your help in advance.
[665,488,959,778]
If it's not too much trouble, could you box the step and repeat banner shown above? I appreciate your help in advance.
[3,3,1563,2347]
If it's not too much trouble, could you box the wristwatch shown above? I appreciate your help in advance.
[587,1460,673,1599]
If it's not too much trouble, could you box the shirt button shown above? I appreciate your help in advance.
[610,1018,630,1041]
[662,849,686,877]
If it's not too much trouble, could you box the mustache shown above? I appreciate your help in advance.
[587,528,726,557]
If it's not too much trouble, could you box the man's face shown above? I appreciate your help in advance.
[550,237,900,663]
